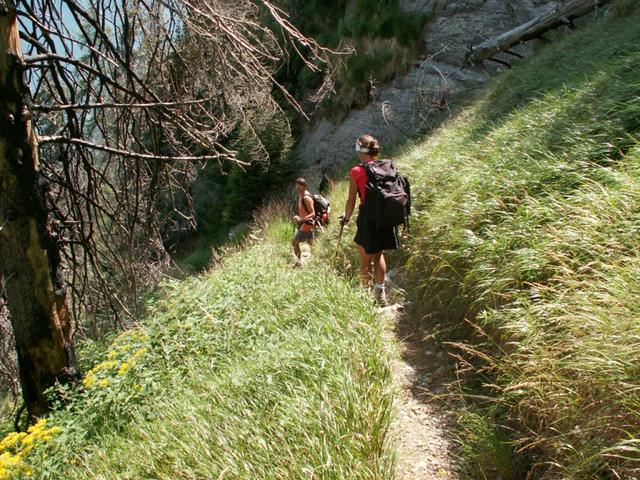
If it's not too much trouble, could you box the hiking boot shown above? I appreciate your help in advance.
[374,287,388,307]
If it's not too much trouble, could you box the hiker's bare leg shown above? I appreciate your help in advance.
[372,252,388,305]
[373,252,386,284]
[357,245,373,288]
[292,238,301,260]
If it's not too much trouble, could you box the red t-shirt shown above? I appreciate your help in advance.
[350,161,373,206]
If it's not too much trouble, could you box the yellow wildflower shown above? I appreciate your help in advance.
[0,452,20,467]
[0,451,22,479]
[116,329,147,346]
[0,432,26,452]
[131,347,148,360]
[98,379,109,388]
[26,419,47,435]
[91,360,118,373]
[118,362,129,376]
[20,445,34,457]
[0,419,61,479]
[82,373,95,388]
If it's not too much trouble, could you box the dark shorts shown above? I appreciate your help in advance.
[294,229,314,242]
[354,207,399,254]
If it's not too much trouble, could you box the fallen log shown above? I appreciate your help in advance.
[466,0,613,66]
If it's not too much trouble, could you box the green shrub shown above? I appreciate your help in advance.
[339,0,425,44]
[272,0,428,119]
[178,110,295,272]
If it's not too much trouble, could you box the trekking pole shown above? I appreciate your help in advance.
[335,216,345,258]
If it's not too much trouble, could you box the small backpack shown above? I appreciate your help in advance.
[362,159,411,229]
[312,193,331,226]
[303,193,331,226]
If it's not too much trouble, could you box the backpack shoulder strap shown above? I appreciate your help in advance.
[301,193,314,215]
[378,158,395,173]
[361,161,380,180]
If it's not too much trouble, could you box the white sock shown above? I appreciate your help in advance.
[375,283,385,291]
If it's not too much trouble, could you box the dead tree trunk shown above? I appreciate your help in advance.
[0,0,78,421]
[466,0,613,66]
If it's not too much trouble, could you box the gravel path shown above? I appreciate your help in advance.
[385,303,460,480]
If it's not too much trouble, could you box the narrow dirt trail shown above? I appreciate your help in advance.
[385,300,460,480]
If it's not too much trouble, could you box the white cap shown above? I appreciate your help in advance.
[355,141,370,153]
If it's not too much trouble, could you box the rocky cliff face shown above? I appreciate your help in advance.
[295,0,560,189]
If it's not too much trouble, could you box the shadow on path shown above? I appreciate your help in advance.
[387,279,461,480]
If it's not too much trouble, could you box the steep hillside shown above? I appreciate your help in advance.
[3,3,640,480]
[294,0,560,189]
[0,212,395,479]
[399,3,640,478]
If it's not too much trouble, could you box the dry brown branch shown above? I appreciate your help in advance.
[38,136,243,163]
[2,0,333,414]
[31,99,209,111]
[466,0,614,66]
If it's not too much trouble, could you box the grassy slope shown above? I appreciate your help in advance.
[401,5,640,479]
[4,5,640,480]
[1,210,394,479]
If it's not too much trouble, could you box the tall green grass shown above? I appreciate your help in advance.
[7,5,640,480]
[1,209,395,479]
[401,7,640,479]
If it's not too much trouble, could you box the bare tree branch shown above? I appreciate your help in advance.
[4,0,335,346]
[31,99,208,112]
[39,136,243,163]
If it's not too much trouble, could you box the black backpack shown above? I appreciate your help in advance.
[303,193,331,226]
[362,159,411,229]
[312,193,331,226]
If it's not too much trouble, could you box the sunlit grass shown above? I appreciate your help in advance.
[4,214,395,479]
[402,8,640,479]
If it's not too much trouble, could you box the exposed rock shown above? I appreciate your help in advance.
[294,59,487,190]
[398,0,438,14]
[294,0,561,192]
[422,0,562,65]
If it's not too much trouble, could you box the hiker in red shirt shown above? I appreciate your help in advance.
[291,177,316,265]
[341,135,399,305]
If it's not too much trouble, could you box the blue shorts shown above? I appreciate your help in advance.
[294,229,314,242]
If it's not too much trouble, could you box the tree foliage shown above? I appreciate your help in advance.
[1,0,328,414]
[272,0,427,119]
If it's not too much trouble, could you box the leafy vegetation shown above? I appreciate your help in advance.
[5,3,640,480]
[399,7,640,479]
[179,113,295,272]
[0,207,394,479]
[273,0,428,120]
[179,0,428,269]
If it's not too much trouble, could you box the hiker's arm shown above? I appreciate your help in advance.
[344,176,358,223]
[301,196,315,222]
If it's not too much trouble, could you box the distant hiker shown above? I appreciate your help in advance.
[340,135,410,306]
[292,178,316,265]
